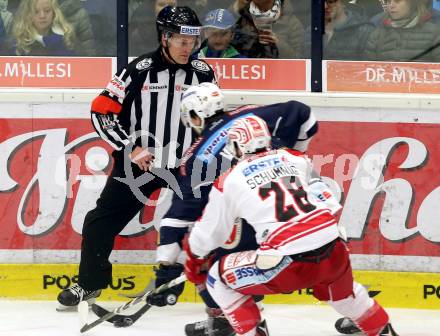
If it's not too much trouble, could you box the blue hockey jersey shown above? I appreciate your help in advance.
[164,100,318,222]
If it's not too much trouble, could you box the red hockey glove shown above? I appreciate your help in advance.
[183,241,213,285]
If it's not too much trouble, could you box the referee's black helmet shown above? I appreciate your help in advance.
[156,6,202,42]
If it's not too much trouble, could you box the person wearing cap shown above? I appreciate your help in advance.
[232,0,304,58]
[197,8,245,58]
[56,5,216,311]
[303,0,374,60]
[129,0,177,56]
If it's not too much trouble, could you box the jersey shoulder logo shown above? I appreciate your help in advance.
[136,58,153,71]
[191,60,211,72]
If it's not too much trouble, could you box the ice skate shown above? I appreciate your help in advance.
[56,284,101,312]
[334,317,361,334]
[185,308,235,336]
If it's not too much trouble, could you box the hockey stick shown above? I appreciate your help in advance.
[85,280,155,328]
[79,274,187,333]
[91,301,152,327]
[117,279,154,299]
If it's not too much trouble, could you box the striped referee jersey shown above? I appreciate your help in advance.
[90,48,216,168]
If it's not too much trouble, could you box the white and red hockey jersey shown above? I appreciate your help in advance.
[189,148,341,258]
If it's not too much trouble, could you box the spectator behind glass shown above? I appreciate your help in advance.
[0,14,6,53]
[205,0,235,13]
[289,0,310,27]
[304,0,374,60]
[58,0,95,55]
[197,8,244,58]
[364,0,440,62]
[354,0,383,17]
[81,0,116,56]
[370,0,440,25]
[229,0,250,17]
[4,0,18,13]
[10,0,75,55]
[7,0,95,55]
[183,0,236,18]
[0,0,13,34]
[129,0,176,57]
[128,0,143,20]
[232,0,304,58]
[0,0,13,54]
[178,0,207,18]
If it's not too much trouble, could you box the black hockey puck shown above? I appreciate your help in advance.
[113,317,134,328]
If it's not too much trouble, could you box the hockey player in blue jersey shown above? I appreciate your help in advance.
[148,82,321,336]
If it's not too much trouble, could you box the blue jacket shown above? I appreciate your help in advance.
[164,100,318,222]
[12,32,75,56]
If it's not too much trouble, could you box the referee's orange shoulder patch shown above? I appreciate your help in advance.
[91,95,122,115]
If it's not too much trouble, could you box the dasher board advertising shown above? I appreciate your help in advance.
[205,58,309,91]
[325,60,440,94]
[0,105,439,272]
[0,57,114,88]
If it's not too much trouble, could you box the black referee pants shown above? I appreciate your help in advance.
[78,151,171,290]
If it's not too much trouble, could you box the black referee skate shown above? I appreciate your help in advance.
[184,313,235,336]
[334,317,360,334]
[56,284,101,312]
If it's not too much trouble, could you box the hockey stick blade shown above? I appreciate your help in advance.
[79,273,187,333]
[90,280,154,326]
[91,302,152,327]
[113,304,152,328]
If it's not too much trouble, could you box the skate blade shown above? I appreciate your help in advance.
[56,304,78,312]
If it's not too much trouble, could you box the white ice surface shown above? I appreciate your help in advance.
[0,301,438,335]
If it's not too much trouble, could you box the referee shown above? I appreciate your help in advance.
[57,5,216,310]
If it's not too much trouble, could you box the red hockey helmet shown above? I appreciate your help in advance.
[226,115,272,159]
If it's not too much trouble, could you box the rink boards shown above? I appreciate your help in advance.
[1,94,440,311]
[0,264,439,310]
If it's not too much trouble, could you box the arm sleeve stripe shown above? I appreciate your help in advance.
[109,114,130,142]
[298,113,318,140]
[91,113,125,150]
[91,95,122,115]
[272,116,282,136]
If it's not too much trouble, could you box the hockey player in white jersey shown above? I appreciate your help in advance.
[184,116,398,336]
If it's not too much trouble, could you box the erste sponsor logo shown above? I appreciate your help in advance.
[242,157,283,177]
[180,26,200,35]
[224,271,237,285]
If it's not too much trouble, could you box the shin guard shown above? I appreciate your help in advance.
[355,300,389,336]
[224,296,261,335]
